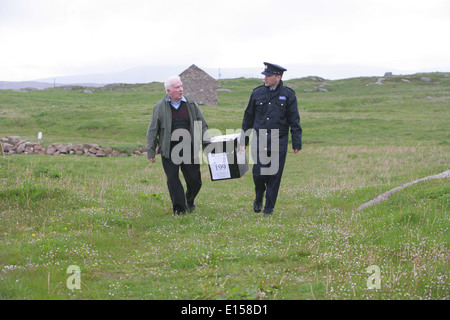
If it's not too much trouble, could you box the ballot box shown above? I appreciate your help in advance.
[205,133,248,181]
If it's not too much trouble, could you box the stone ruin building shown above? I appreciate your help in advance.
[179,64,218,106]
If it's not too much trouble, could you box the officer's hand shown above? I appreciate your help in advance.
[293,149,300,154]
[149,157,156,163]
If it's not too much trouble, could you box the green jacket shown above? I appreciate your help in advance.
[146,95,210,161]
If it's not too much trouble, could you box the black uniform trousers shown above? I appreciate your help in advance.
[252,134,288,212]
[161,156,202,213]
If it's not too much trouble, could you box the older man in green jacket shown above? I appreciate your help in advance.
[147,76,210,215]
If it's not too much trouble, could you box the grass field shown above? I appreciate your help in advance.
[0,72,449,300]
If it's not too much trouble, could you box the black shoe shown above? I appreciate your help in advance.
[174,209,186,216]
[173,205,186,216]
[253,199,263,213]
[263,208,273,216]
[253,191,264,213]
[187,202,196,212]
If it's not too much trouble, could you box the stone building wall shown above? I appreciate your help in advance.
[179,64,218,106]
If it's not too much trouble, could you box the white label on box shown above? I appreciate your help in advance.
[208,152,231,180]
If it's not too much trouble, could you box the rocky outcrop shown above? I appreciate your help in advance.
[1,136,146,157]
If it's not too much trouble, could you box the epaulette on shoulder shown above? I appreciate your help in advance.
[283,85,296,95]
[253,84,265,91]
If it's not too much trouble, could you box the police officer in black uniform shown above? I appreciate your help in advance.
[241,62,302,215]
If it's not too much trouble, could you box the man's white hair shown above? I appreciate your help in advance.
[164,75,181,91]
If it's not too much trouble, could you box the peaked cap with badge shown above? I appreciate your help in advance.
[261,62,287,76]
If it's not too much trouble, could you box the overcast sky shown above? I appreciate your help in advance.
[1,0,449,82]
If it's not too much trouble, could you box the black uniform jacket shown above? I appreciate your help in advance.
[241,80,302,153]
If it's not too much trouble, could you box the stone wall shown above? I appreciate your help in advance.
[180,64,218,106]
[1,136,146,157]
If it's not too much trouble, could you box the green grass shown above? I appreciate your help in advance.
[0,73,449,300]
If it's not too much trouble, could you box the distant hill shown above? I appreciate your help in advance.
[33,63,440,84]
[33,64,411,84]
[0,81,58,90]
[2,64,448,90]
[0,80,106,91]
